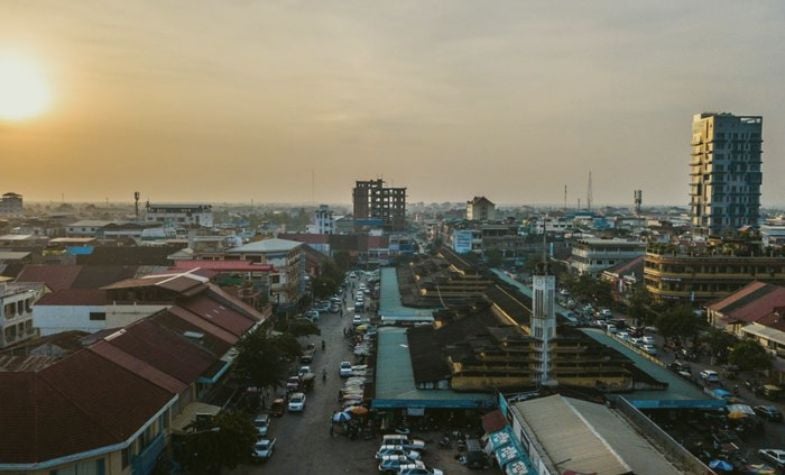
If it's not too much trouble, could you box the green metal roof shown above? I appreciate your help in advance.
[373,327,493,408]
[378,267,437,322]
[580,328,709,401]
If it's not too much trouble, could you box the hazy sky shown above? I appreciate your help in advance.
[1,1,784,206]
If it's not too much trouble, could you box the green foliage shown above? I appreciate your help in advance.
[563,274,613,308]
[627,285,655,325]
[285,318,321,337]
[332,251,353,275]
[655,305,701,342]
[701,327,737,363]
[729,339,771,372]
[235,329,300,389]
[312,276,338,300]
[179,411,258,474]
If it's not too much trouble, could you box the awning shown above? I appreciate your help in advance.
[495,444,522,466]
[505,460,529,475]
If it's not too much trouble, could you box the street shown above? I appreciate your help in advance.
[229,281,378,474]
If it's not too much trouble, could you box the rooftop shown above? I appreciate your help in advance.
[227,238,303,254]
[513,394,681,475]
[373,327,493,409]
[378,267,436,322]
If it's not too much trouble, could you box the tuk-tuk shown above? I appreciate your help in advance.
[301,373,316,392]
[270,397,286,417]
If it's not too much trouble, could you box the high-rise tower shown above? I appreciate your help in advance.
[690,113,763,234]
[531,231,557,387]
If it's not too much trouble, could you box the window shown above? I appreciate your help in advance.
[89,312,106,321]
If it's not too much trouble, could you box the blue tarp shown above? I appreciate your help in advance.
[631,399,727,410]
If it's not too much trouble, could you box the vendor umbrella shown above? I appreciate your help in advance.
[332,411,352,422]
[708,460,733,472]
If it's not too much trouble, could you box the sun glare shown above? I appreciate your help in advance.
[0,55,51,121]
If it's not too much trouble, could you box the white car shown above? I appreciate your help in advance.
[253,414,270,437]
[398,461,443,475]
[251,438,276,461]
[759,449,785,468]
[375,445,422,461]
[339,361,353,377]
[641,335,656,345]
[642,344,657,355]
[381,434,426,450]
[599,308,613,318]
[353,314,363,325]
[700,369,720,383]
[287,392,306,412]
[298,366,311,377]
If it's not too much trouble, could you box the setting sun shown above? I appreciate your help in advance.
[0,54,51,121]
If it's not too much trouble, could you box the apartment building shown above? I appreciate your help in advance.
[689,113,763,234]
[352,179,406,231]
[466,196,495,221]
[145,203,214,228]
[0,192,23,215]
[0,282,43,348]
[570,238,646,276]
[226,238,305,304]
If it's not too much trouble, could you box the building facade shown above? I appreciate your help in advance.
[352,179,406,231]
[307,204,334,234]
[690,113,763,234]
[466,196,495,221]
[645,244,785,303]
[0,192,23,215]
[226,238,305,304]
[0,283,42,348]
[145,203,214,228]
[570,238,646,276]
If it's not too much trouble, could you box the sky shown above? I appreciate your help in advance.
[1,1,784,206]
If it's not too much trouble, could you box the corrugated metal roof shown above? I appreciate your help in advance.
[227,238,302,253]
[742,322,785,345]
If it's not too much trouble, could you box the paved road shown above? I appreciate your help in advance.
[230,280,378,474]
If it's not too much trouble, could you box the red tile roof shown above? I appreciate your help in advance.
[89,340,187,394]
[0,350,174,464]
[709,282,785,324]
[103,319,217,384]
[172,260,275,272]
[177,294,256,337]
[16,264,83,291]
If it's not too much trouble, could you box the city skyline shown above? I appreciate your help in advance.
[1,1,784,206]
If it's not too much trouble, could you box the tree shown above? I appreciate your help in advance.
[284,318,321,337]
[234,329,291,390]
[701,327,737,363]
[627,285,655,326]
[312,276,338,300]
[178,411,258,474]
[333,251,352,274]
[656,305,701,344]
[729,339,772,372]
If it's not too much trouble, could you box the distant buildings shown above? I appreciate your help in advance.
[226,238,305,304]
[466,196,495,221]
[145,202,214,228]
[689,113,763,234]
[0,192,23,216]
[570,238,646,276]
[307,204,334,234]
[352,179,406,231]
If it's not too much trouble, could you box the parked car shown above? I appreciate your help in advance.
[700,370,720,383]
[287,392,306,412]
[353,314,363,325]
[254,414,270,437]
[381,434,426,450]
[379,455,419,474]
[286,375,301,392]
[599,308,612,318]
[397,461,443,475]
[641,335,656,345]
[606,324,617,334]
[340,361,353,377]
[669,360,691,373]
[642,344,657,355]
[298,366,312,377]
[759,449,785,468]
[754,405,783,422]
[305,310,320,322]
[251,438,276,462]
[375,446,421,461]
